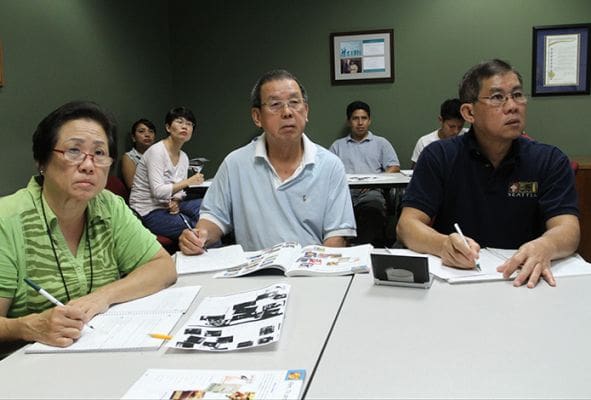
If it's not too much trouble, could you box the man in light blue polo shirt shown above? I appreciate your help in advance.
[329,101,400,247]
[179,70,356,253]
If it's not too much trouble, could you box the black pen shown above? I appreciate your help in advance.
[178,214,208,252]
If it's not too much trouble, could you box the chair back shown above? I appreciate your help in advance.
[105,175,130,203]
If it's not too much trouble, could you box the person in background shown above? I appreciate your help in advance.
[329,100,400,247]
[410,98,465,168]
[129,107,204,240]
[179,69,356,254]
[0,101,176,350]
[121,118,156,189]
[397,59,579,288]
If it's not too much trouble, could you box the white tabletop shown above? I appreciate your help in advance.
[306,273,591,399]
[0,273,352,399]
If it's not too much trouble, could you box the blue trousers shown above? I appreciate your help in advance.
[142,198,202,239]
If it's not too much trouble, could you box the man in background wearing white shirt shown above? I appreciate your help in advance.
[410,98,465,168]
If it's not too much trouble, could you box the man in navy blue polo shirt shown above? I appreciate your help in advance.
[397,59,580,288]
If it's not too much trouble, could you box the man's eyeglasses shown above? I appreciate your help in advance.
[172,118,195,128]
[478,91,528,107]
[261,98,306,114]
[53,148,113,167]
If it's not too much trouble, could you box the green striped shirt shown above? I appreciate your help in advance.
[0,177,162,317]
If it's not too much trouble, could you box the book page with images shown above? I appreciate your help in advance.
[286,244,372,276]
[213,242,301,278]
[122,368,306,400]
[169,283,290,352]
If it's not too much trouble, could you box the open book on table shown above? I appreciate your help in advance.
[213,241,372,278]
[25,285,201,353]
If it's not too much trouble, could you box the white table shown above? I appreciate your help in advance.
[0,273,352,399]
[305,273,591,399]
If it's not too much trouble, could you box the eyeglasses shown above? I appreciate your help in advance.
[53,148,113,167]
[261,98,306,114]
[172,118,195,128]
[478,91,528,107]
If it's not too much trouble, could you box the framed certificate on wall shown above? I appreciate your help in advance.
[532,24,590,96]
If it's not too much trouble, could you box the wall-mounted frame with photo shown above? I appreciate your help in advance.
[330,29,394,85]
[532,23,590,96]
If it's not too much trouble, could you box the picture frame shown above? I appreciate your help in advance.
[532,24,590,96]
[330,29,394,85]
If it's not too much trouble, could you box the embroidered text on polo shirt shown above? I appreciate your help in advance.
[508,181,538,198]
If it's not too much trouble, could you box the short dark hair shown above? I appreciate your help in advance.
[439,98,463,121]
[459,59,523,103]
[33,100,118,169]
[250,69,308,108]
[164,106,196,127]
[130,118,156,138]
[346,101,371,119]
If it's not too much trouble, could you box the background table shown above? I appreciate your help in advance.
[0,273,352,399]
[305,273,591,399]
[347,173,411,189]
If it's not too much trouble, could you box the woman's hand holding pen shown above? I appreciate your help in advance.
[187,172,204,186]
[179,226,209,255]
[440,232,481,269]
[20,306,87,347]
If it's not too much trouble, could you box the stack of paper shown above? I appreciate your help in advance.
[379,248,591,284]
[175,244,249,275]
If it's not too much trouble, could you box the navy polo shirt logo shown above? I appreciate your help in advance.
[508,181,538,198]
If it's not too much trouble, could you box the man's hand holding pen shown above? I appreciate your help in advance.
[179,226,209,255]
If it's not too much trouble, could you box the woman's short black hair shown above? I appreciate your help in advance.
[32,100,118,169]
[164,106,196,127]
[130,118,156,138]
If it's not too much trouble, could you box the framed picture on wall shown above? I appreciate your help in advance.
[330,29,394,85]
[532,24,590,96]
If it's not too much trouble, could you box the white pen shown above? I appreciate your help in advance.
[24,278,95,331]
[453,223,481,271]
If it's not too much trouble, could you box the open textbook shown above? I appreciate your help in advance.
[382,248,591,284]
[26,286,201,353]
[122,368,306,400]
[214,241,372,278]
[169,283,289,352]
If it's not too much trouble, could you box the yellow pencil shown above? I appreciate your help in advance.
[149,333,173,340]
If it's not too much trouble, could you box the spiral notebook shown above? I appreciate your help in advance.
[25,285,200,353]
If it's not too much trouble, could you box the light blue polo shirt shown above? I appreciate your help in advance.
[200,133,356,251]
[329,131,399,173]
